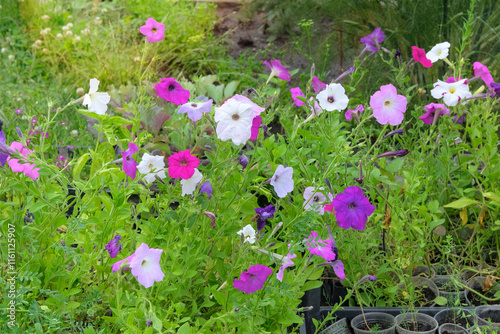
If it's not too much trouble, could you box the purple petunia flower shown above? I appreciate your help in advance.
[290,87,306,107]
[255,204,276,231]
[250,116,261,140]
[105,235,122,258]
[270,165,294,198]
[420,103,450,125]
[305,231,336,261]
[178,99,213,122]
[360,28,386,53]
[377,149,409,158]
[491,82,500,96]
[121,142,139,180]
[237,154,249,169]
[200,181,213,199]
[155,78,190,106]
[356,275,377,285]
[233,264,273,294]
[263,60,291,83]
[332,186,375,230]
[0,131,10,167]
[382,129,403,140]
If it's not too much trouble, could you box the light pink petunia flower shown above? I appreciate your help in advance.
[369,84,407,126]
[277,252,297,282]
[128,243,165,288]
[263,60,291,83]
[139,18,165,43]
[231,94,265,117]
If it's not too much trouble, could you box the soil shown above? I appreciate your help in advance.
[416,287,437,307]
[440,313,474,328]
[360,322,392,331]
[400,321,433,332]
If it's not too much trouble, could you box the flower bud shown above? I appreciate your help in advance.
[76,87,85,96]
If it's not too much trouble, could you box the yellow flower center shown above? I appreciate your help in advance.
[449,88,456,94]
[384,100,391,106]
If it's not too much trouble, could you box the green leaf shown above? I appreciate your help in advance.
[73,153,90,181]
[308,267,324,281]
[224,81,239,98]
[177,322,191,334]
[385,158,404,173]
[434,296,448,306]
[151,312,163,332]
[301,280,323,292]
[444,197,478,209]
[484,192,500,204]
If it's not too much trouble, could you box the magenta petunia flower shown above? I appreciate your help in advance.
[178,99,213,122]
[290,87,306,107]
[473,62,494,90]
[105,235,122,258]
[233,265,273,294]
[129,243,164,288]
[332,186,375,230]
[270,165,294,198]
[305,231,336,261]
[200,181,213,199]
[250,116,261,140]
[420,103,450,125]
[277,252,297,282]
[263,60,291,83]
[412,46,432,68]
[255,204,276,231]
[155,78,190,106]
[345,104,364,121]
[7,142,40,180]
[121,142,139,180]
[139,18,165,43]
[168,149,199,179]
[370,84,407,126]
[14,109,21,114]
[360,28,386,52]
[312,76,327,94]
[56,156,68,170]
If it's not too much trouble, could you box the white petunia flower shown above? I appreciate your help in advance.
[316,83,349,112]
[270,165,294,198]
[431,79,471,107]
[180,168,203,196]
[137,153,166,184]
[214,98,255,146]
[237,224,256,244]
[82,78,111,115]
[426,42,450,63]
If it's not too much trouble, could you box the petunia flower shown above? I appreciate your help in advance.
[382,129,403,140]
[376,149,409,158]
[305,231,336,261]
[129,243,165,288]
[237,154,248,169]
[277,251,297,282]
[14,109,21,114]
[180,168,203,196]
[82,78,111,115]
[318,260,345,281]
[369,84,407,126]
[7,142,40,180]
[105,235,122,258]
[137,153,166,184]
[0,131,12,167]
[231,94,265,117]
[214,98,254,145]
[290,87,306,107]
[411,46,432,68]
[121,142,139,180]
[155,78,190,106]
[345,104,364,122]
[203,211,216,228]
[360,27,386,53]
[237,224,256,244]
[255,204,276,231]
[250,116,261,140]
[303,187,328,215]
[332,186,375,230]
[473,62,494,91]
[316,83,349,112]
[233,265,273,294]
[426,42,450,63]
[263,60,291,83]
[491,82,500,96]
[356,275,377,286]
[56,156,68,170]
[312,76,327,94]
[270,165,294,198]
[200,181,213,199]
[168,149,199,180]
[420,103,450,125]
[431,79,471,107]
[177,99,213,122]
[139,18,165,43]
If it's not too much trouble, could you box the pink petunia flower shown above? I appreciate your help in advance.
[305,231,336,261]
[312,76,327,94]
[14,108,21,114]
[412,46,432,68]
[121,142,139,180]
[473,62,494,91]
[7,142,40,180]
[155,78,190,106]
[263,60,291,83]
[290,87,306,107]
[233,265,273,294]
[250,116,261,140]
[369,84,407,126]
[345,104,364,121]
[277,251,297,282]
[420,103,450,125]
[231,94,265,117]
[168,149,200,180]
[139,18,165,43]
